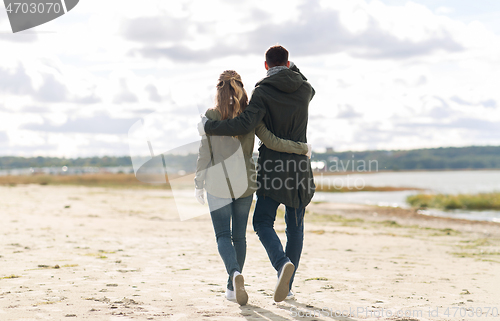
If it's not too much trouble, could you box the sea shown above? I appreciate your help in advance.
[313,170,500,223]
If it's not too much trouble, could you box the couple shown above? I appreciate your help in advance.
[195,45,315,306]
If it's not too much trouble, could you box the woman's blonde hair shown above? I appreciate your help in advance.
[214,70,248,120]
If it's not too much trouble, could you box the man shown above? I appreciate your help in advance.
[198,45,315,302]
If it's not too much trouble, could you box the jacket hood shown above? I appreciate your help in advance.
[255,69,305,93]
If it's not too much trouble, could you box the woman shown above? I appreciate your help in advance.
[194,70,310,306]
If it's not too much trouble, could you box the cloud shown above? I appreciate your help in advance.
[248,2,463,60]
[450,95,473,106]
[22,113,140,135]
[113,79,138,104]
[416,75,427,86]
[0,131,8,143]
[398,118,500,131]
[1,0,498,156]
[0,33,38,43]
[427,106,454,118]
[34,74,68,102]
[425,96,454,118]
[436,6,454,15]
[481,99,497,108]
[396,75,427,87]
[450,96,497,108]
[337,105,362,118]
[145,84,162,102]
[127,0,464,62]
[134,108,156,115]
[121,16,190,44]
[71,138,131,156]
[0,67,69,102]
[21,105,51,113]
[346,124,421,150]
[249,8,272,23]
[73,93,101,104]
[0,64,34,95]
[447,118,500,131]
[130,44,246,62]
[0,144,60,156]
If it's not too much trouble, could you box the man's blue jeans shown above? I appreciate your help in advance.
[207,193,253,291]
[252,195,305,290]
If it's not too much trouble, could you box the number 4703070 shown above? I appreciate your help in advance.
[5,2,62,14]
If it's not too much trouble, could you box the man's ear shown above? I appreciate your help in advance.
[286,61,290,68]
[265,61,269,70]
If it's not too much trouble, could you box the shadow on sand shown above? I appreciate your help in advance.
[239,299,355,321]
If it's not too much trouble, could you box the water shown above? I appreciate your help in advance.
[312,170,500,223]
[314,170,500,194]
[313,190,417,208]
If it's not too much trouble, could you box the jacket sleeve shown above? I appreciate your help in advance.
[255,121,308,155]
[194,136,212,189]
[204,91,266,136]
[194,112,214,189]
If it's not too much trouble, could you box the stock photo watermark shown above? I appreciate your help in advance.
[3,0,79,33]
[312,156,379,173]
[290,306,500,319]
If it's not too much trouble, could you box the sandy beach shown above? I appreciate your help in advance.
[1,184,499,320]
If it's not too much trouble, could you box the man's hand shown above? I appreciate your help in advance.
[198,115,208,136]
[306,143,312,159]
[195,188,205,205]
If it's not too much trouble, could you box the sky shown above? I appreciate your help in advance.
[1,0,500,157]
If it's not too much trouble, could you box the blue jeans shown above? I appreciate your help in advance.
[207,193,253,291]
[252,195,304,290]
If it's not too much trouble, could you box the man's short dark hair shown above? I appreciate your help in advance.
[265,45,289,68]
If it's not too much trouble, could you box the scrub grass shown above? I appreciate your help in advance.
[0,173,171,189]
[407,193,500,210]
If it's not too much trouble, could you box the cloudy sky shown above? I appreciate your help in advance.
[1,0,500,157]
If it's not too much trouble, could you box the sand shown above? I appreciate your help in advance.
[1,184,499,320]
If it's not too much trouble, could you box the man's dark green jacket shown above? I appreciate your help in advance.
[204,65,315,208]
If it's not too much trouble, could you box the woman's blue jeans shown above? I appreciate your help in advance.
[207,193,253,291]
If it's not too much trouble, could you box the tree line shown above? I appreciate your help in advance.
[1,145,499,171]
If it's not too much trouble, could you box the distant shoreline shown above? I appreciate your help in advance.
[314,168,500,175]
[2,144,500,172]
[2,167,500,175]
